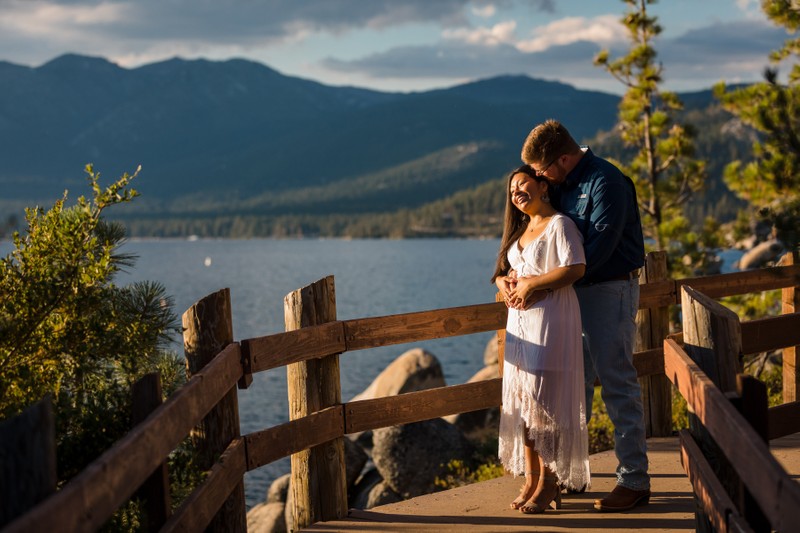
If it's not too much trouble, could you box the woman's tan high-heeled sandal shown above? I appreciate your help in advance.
[520,475,562,514]
[510,471,539,510]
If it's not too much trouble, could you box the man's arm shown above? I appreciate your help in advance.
[582,179,628,279]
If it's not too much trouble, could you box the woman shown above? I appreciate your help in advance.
[491,165,590,514]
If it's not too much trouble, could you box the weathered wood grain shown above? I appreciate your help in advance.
[740,313,800,355]
[183,288,246,532]
[780,252,800,403]
[637,251,673,437]
[767,400,800,440]
[242,321,347,373]
[665,339,800,531]
[0,396,56,528]
[244,406,344,470]
[345,379,502,434]
[679,429,743,533]
[343,302,507,350]
[4,343,243,533]
[285,276,347,528]
[132,373,171,531]
[162,438,247,533]
[678,264,800,300]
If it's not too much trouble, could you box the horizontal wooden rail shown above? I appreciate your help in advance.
[679,429,743,533]
[345,379,502,434]
[639,279,676,309]
[679,264,800,300]
[637,264,800,310]
[768,401,800,440]
[241,303,507,374]
[741,312,800,355]
[633,347,666,377]
[241,300,684,382]
[244,406,344,471]
[242,322,346,373]
[244,380,502,471]
[664,338,800,531]
[5,343,244,533]
[163,437,247,533]
[343,302,507,351]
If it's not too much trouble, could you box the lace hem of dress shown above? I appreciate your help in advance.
[497,370,591,491]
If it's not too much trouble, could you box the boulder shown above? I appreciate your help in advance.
[246,501,286,533]
[372,418,475,498]
[351,348,445,401]
[266,473,290,504]
[284,483,295,533]
[444,364,500,440]
[736,239,783,270]
[350,467,383,509]
[365,481,403,508]
[353,429,373,451]
[483,336,499,366]
[345,436,368,488]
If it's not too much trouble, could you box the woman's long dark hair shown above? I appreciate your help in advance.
[491,165,550,283]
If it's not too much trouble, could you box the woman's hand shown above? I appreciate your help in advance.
[507,275,548,310]
[495,275,517,307]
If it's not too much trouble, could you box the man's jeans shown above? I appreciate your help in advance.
[576,278,650,490]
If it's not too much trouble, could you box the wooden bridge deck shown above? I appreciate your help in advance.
[302,434,800,532]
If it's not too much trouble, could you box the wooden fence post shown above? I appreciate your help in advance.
[732,375,770,532]
[183,288,246,532]
[285,276,347,530]
[132,373,171,531]
[781,251,800,403]
[635,251,672,437]
[495,291,506,377]
[681,285,744,533]
[0,395,56,528]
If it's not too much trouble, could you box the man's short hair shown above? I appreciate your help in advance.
[521,119,581,166]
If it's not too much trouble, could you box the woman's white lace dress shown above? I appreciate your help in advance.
[498,213,590,491]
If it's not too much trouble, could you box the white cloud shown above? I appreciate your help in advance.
[441,14,625,53]
[1,1,132,38]
[517,15,625,53]
[443,20,517,46]
[472,4,497,18]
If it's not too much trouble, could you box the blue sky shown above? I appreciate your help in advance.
[0,0,792,94]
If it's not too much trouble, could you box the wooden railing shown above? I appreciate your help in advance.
[3,252,800,532]
[666,277,800,532]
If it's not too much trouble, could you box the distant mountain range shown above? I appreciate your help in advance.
[0,53,741,237]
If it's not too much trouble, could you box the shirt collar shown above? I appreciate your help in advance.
[563,146,592,188]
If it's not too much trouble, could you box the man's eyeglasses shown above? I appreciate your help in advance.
[533,157,558,176]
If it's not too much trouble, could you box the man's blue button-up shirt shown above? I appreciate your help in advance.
[551,147,645,286]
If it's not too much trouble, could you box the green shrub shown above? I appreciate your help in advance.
[0,165,199,531]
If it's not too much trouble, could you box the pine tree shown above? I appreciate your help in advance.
[715,0,800,252]
[595,0,716,275]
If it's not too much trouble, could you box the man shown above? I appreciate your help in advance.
[519,119,650,512]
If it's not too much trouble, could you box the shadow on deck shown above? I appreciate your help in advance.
[303,434,800,532]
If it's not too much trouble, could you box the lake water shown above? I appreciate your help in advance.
[116,238,502,509]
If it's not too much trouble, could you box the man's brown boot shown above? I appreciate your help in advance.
[593,485,650,512]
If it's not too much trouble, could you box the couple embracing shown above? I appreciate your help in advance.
[492,120,650,514]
